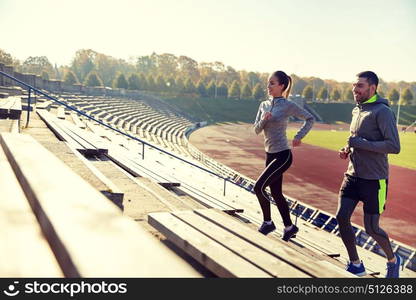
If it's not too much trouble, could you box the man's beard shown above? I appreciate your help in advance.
[355,89,370,103]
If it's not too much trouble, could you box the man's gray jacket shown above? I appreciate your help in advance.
[347,95,400,180]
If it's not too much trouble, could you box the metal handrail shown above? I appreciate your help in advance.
[0,71,242,195]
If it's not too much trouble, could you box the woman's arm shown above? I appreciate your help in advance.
[290,102,315,141]
[253,102,267,135]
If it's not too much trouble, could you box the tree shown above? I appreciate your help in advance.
[247,72,261,88]
[308,77,325,91]
[184,78,196,93]
[136,54,157,74]
[199,62,216,83]
[342,88,354,102]
[217,82,228,98]
[0,49,14,65]
[401,88,413,105]
[178,56,199,82]
[252,83,266,101]
[229,80,241,99]
[84,71,103,87]
[41,71,49,80]
[63,70,79,85]
[155,75,166,91]
[147,75,156,91]
[197,81,207,97]
[70,49,97,82]
[317,87,328,101]
[113,73,128,89]
[291,74,308,96]
[331,89,341,101]
[302,85,313,101]
[127,73,140,90]
[95,53,119,86]
[166,76,176,92]
[378,90,385,98]
[54,63,61,80]
[225,66,240,84]
[241,83,252,99]
[22,56,54,77]
[157,53,178,78]
[139,73,148,90]
[206,80,216,97]
[388,89,400,105]
[175,77,185,93]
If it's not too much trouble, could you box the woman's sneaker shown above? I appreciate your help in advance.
[386,254,404,278]
[282,225,299,241]
[258,221,276,235]
[346,261,367,276]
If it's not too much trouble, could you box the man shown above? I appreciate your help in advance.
[337,71,402,278]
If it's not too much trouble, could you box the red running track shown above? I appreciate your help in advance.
[190,123,416,247]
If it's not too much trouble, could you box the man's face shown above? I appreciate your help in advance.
[352,77,376,103]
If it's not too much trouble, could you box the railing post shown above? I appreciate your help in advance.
[26,88,31,127]
[142,143,145,160]
[223,178,227,196]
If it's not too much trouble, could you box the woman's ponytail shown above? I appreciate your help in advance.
[283,75,292,99]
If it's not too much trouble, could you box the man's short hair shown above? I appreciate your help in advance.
[357,71,379,87]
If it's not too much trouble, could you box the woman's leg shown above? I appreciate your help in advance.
[269,175,292,227]
[253,150,292,222]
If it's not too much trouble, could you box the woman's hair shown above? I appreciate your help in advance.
[272,70,292,98]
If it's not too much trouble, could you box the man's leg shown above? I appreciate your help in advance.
[363,214,394,260]
[361,179,402,277]
[361,178,395,260]
[336,196,360,262]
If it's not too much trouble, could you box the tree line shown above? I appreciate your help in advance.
[1,48,414,104]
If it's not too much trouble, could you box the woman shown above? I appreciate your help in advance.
[253,70,314,241]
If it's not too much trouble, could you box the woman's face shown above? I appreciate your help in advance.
[267,75,284,97]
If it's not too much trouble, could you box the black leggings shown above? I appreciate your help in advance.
[336,196,394,261]
[254,150,293,226]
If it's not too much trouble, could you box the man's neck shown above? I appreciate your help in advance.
[359,93,377,104]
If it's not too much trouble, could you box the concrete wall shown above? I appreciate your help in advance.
[0,63,140,98]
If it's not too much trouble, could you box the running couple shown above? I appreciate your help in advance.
[253,70,402,278]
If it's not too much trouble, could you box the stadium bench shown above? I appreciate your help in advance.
[38,110,108,156]
[70,112,86,129]
[36,100,52,110]
[56,106,66,119]
[0,145,63,277]
[149,209,356,278]
[0,96,22,119]
[0,132,199,277]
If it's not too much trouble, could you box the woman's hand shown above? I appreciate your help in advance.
[292,138,301,147]
[262,112,272,121]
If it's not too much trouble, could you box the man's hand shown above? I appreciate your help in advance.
[292,138,301,147]
[262,112,272,121]
[339,147,350,159]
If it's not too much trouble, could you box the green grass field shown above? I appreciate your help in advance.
[287,129,416,170]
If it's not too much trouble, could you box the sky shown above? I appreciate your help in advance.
[1,0,415,82]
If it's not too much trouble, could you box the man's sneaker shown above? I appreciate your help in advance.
[282,225,299,241]
[386,254,404,278]
[346,261,367,276]
[258,221,276,235]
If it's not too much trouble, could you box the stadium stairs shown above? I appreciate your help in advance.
[0,70,415,278]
